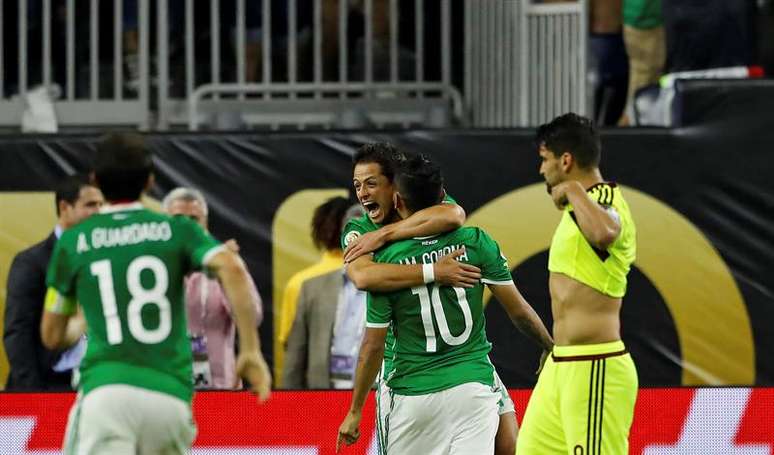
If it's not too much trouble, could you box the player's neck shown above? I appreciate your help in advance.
[570,169,604,190]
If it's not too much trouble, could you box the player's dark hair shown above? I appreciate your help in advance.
[312,196,351,251]
[394,154,444,214]
[94,132,153,202]
[535,112,601,169]
[54,174,93,216]
[352,142,408,183]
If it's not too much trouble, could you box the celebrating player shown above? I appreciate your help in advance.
[41,132,270,454]
[338,153,552,454]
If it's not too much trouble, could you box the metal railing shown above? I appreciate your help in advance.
[0,0,150,129]
[156,0,460,130]
[0,0,587,130]
[465,0,588,127]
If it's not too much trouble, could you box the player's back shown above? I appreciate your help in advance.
[370,226,512,396]
[48,203,222,402]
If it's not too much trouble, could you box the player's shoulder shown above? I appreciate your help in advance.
[586,181,619,206]
[341,213,375,246]
[454,226,494,243]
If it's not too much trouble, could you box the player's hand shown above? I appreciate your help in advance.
[236,351,272,403]
[550,182,570,209]
[224,238,240,253]
[536,349,550,376]
[344,230,386,263]
[434,247,481,288]
[336,410,362,453]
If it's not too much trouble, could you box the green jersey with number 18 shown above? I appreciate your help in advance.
[368,227,512,395]
[45,203,223,402]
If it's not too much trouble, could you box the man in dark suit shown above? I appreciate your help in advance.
[3,174,103,390]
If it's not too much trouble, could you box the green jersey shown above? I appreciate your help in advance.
[340,195,458,379]
[367,227,512,395]
[45,203,223,402]
[548,182,636,298]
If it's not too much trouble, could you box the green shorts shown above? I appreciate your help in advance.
[516,341,638,455]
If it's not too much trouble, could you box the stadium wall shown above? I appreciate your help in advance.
[0,388,772,454]
[0,127,772,388]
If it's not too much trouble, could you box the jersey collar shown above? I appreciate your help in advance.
[99,201,144,214]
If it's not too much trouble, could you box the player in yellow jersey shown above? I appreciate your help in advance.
[516,113,638,455]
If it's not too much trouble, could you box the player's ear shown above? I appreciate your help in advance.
[393,192,401,210]
[560,152,573,173]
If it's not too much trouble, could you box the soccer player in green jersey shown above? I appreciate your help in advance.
[516,113,638,455]
[338,154,553,454]
[340,143,521,455]
[40,132,271,454]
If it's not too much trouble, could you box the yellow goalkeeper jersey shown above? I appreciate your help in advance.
[548,182,636,298]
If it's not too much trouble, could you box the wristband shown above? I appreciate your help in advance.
[422,263,435,284]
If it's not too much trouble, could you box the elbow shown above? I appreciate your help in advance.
[347,269,372,291]
[40,329,61,351]
[446,205,466,229]
[592,228,618,250]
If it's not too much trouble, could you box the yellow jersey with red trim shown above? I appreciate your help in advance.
[548,182,636,298]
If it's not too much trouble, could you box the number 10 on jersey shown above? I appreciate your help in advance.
[411,285,473,352]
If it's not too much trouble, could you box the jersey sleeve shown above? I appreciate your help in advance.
[340,216,371,250]
[474,229,513,285]
[177,217,223,269]
[441,192,457,205]
[45,234,77,297]
[366,292,392,328]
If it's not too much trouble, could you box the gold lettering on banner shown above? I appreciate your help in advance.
[466,184,754,386]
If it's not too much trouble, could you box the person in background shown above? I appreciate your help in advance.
[4,174,103,391]
[619,0,665,125]
[163,187,264,389]
[276,195,351,384]
[589,0,629,126]
[282,204,366,389]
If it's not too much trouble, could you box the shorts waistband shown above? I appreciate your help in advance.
[552,341,627,362]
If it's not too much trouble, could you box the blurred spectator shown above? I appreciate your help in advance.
[3,175,103,391]
[589,0,629,126]
[282,204,366,389]
[163,187,263,390]
[277,196,351,353]
[619,0,665,125]
[274,196,350,386]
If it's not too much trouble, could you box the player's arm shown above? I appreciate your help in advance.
[40,288,85,351]
[346,248,481,292]
[553,181,621,249]
[206,249,271,402]
[337,326,388,451]
[488,284,553,352]
[344,202,465,262]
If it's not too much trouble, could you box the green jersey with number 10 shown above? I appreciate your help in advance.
[340,195,458,380]
[368,227,512,395]
[46,203,223,402]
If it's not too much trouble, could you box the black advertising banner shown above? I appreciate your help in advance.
[1,126,772,388]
